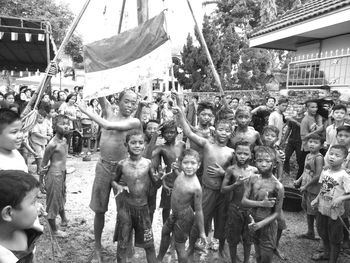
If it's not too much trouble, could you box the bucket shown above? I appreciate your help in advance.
[283,187,302,212]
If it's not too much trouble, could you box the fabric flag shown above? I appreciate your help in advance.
[83,12,172,99]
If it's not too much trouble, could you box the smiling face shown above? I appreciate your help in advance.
[0,120,23,151]
[126,134,145,156]
[266,98,275,109]
[181,155,200,177]
[307,102,318,116]
[215,122,231,144]
[119,91,137,117]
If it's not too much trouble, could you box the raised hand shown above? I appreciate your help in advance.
[207,163,225,178]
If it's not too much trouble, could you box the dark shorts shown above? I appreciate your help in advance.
[252,219,277,257]
[316,212,343,245]
[160,187,172,209]
[89,159,118,213]
[226,204,252,245]
[202,186,228,240]
[162,207,194,243]
[301,192,318,216]
[113,201,154,248]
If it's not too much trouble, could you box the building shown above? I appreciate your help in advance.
[249,0,350,93]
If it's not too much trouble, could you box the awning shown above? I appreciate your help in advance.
[0,16,57,72]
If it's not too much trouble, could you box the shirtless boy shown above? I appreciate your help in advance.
[152,120,185,223]
[221,141,258,263]
[77,90,141,262]
[40,115,70,237]
[157,149,206,263]
[242,146,284,263]
[112,129,160,263]
[173,106,235,260]
[229,106,262,149]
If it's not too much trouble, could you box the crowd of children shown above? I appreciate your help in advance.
[1,88,350,263]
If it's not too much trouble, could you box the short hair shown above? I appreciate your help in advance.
[333,104,347,113]
[337,125,350,134]
[215,119,232,130]
[214,96,221,100]
[255,146,276,162]
[38,109,48,118]
[234,140,251,150]
[306,133,325,144]
[119,89,135,101]
[193,95,199,101]
[231,97,239,103]
[235,106,252,117]
[160,120,177,135]
[0,108,21,134]
[305,99,318,107]
[0,170,40,211]
[143,119,159,132]
[179,148,200,163]
[329,144,348,157]
[278,97,289,104]
[262,125,279,137]
[125,129,144,143]
[65,93,77,103]
[266,97,276,103]
[197,101,214,115]
[89,99,97,106]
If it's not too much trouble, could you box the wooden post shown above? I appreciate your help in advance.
[137,0,149,25]
[118,0,127,34]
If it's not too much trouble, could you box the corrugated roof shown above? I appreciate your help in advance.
[251,0,350,38]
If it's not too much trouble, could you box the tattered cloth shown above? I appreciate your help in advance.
[45,169,66,219]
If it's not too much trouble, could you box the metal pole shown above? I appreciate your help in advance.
[118,0,126,34]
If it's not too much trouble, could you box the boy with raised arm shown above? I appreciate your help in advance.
[112,129,160,263]
[173,106,235,260]
[221,141,258,263]
[242,146,284,263]
[77,90,141,262]
[152,120,185,223]
[229,106,262,149]
[157,149,206,263]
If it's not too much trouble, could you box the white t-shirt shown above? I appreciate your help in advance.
[318,168,350,219]
[268,111,284,144]
[0,150,28,172]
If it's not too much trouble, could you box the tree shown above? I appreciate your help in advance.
[0,0,83,63]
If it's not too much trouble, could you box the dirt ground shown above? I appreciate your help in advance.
[32,153,350,263]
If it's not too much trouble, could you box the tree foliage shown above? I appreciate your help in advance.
[0,0,83,63]
[175,0,302,92]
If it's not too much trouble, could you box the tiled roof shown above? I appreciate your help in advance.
[251,0,350,38]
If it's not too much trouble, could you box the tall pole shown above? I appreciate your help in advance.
[137,0,149,25]
[118,0,127,34]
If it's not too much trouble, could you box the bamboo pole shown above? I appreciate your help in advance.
[118,0,127,34]
[186,0,224,95]
[22,0,92,118]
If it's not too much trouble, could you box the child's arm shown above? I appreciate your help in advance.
[249,182,284,231]
[32,131,50,141]
[98,97,113,119]
[241,177,276,208]
[111,163,129,197]
[255,132,263,146]
[280,123,291,146]
[331,173,350,207]
[23,140,37,156]
[39,143,56,193]
[300,156,324,192]
[77,102,141,131]
[221,168,249,193]
[173,106,207,147]
[193,187,206,241]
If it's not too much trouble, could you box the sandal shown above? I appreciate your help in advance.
[311,252,329,261]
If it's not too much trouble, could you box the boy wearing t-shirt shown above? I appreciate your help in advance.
[311,145,350,262]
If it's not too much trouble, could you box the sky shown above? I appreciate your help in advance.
[56,0,215,53]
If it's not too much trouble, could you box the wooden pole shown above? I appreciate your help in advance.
[137,0,149,25]
[118,0,127,34]
[186,0,224,95]
[22,0,92,117]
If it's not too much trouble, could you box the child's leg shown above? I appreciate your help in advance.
[174,242,188,263]
[329,243,341,263]
[162,208,170,224]
[228,243,238,263]
[242,243,251,263]
[307,214,316,236]
[59,209,68,225]
[48,218,57,232]
[117,244,127,263]
[36,157,42,174]
[157,224,172,261]
[342,217,350,247]
[144,246,157,263]
[329,217,344,263]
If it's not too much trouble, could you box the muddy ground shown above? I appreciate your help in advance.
[32,153,350,263]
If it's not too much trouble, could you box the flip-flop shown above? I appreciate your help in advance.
[311,252,329,261]
[297,233,320,240]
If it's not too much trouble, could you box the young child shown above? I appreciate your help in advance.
[268,97,289,145]
[294,134,324,240]
[229,106,262,148]
[30,109,52,174]
[40,115,70,237]
[0,170,43,262]
[152,120,185,223]
[174,106,235,260]
[311,145,350,262]
[0,109,27,172]
[242,146,284,263]
[112,129,160,263]
[221,141,258,263]
[157,149,206,263]
[326,104,348,149]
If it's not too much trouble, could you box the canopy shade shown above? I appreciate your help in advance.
[0,16,56,72]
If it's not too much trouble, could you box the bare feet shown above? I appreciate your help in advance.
[218,249,229,262]
[274,248,287,260]
[61,219,69,227]
[53,230,68,238]
[90,248,103,263]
